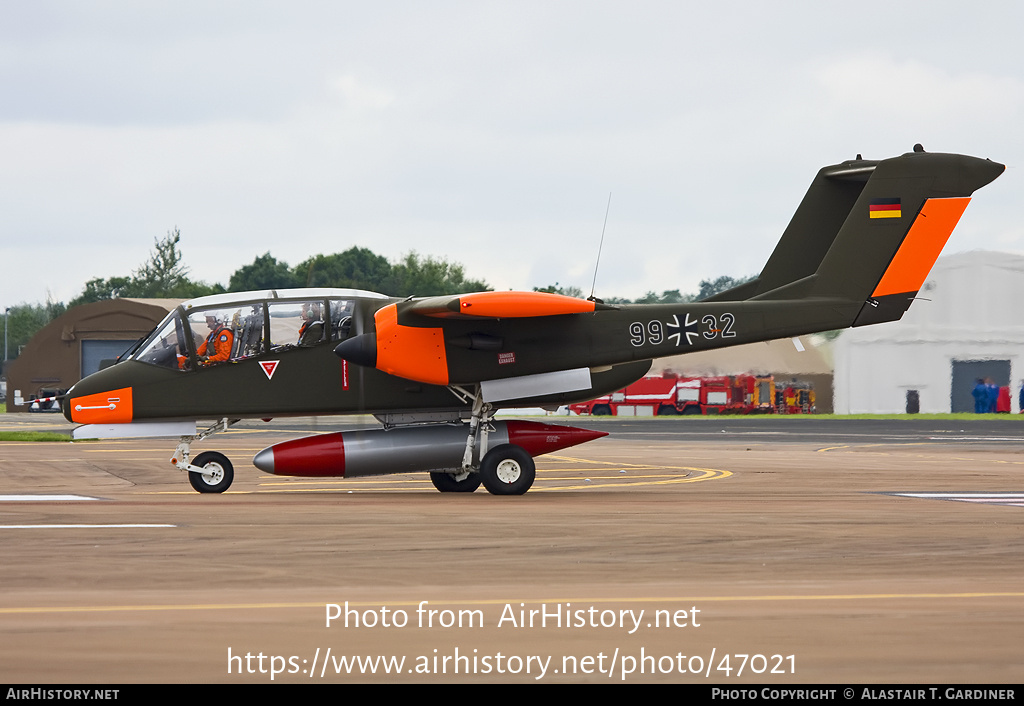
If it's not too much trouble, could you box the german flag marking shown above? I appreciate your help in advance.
[869,197,901,219]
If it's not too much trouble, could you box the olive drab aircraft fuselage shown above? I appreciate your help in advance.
[63,148,1004,495]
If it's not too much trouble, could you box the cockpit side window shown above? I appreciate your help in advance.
[185,304,265,368]
[232,304,266,359]
[268,300,328,349]
[330,299,355,340]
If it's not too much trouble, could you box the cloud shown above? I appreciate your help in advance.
[813,53,1024,132]
[1,3,1022,308]
[328,75,396,112]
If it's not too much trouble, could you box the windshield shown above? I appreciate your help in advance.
[131,311,187,369]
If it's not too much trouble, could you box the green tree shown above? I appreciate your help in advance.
[68,228,222,307]
[697,275,754,300]
[131,228,191,296]
[634,289,691,304]
[69,276,135,307]
[4,303,54,362]
[533,283,585,298]
[228,246,491,297]
[228,253,301,291]
[294,247,392,290]
[386,252,490,297]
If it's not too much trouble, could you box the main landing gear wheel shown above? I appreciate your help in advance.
[480,444,535,496]
[188,451,234,494]
[430,470,482,493]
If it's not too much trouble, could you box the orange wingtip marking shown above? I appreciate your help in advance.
[872,197,971,298]
[374,304,449,385]
[69,387,133,424]
[455,291,597,317]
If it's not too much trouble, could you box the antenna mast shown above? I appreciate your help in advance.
[589,192,612,301]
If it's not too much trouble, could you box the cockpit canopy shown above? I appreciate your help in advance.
[128,289,384,370]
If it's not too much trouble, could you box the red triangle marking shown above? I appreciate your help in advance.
[260,361,279,380]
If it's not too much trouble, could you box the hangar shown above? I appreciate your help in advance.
[5,298,178,412]
[833,251,1024,414]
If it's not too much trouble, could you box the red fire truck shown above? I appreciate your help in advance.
[569,373,784,416]
[776,381,816,414]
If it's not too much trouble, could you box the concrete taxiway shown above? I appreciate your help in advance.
[1,413,1023,683]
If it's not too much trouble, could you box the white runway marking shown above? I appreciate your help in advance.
[888,492,1024,508]
[928,436,1024,442]
[0,494,100,502]
[0,524,175,529]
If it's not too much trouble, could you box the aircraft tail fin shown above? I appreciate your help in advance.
[703,157,873,304]
[705,147,1004,326]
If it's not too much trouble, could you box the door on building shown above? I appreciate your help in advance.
[905,390,920,414]
[950,360,1010,413]
[81,340,138,379]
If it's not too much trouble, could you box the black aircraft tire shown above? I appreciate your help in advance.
[480,444,535,496]
[188,451,234,494]
[429,471,482,493]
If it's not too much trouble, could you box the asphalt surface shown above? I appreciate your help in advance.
[1,412,1023,683]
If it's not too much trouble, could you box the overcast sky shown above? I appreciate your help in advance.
[2,1,1021,308]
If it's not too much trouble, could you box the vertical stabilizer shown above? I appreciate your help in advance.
[707,148,1004,330]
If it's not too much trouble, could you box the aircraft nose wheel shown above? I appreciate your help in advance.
[188,451,234,493]
[480,444,535,495]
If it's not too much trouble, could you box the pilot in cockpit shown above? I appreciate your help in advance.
[197,314,235,364]
[298,303,324,346]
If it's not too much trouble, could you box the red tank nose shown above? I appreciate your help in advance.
[504,421,607,456]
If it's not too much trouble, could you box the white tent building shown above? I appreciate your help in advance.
[833,251,1024,414]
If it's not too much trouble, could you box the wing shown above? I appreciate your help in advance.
[335,290,614,386]
[405,290,607,318]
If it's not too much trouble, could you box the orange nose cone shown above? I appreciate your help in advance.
[68,387,133,424]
